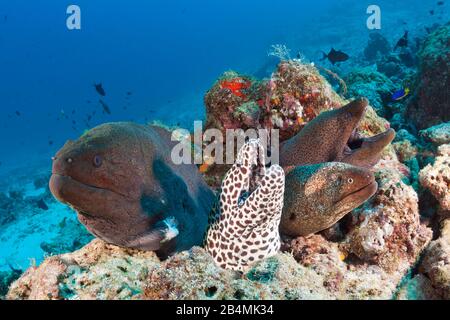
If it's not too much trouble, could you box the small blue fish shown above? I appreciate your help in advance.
[391,88,410,101]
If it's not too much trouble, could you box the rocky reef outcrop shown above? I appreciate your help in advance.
[418,219,450,299]
[407,23,450,129]
[419,144,450,216]
[7,239,160,300]
[204,62,343,143]
[344,166,432,273]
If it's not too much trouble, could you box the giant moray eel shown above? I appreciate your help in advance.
[281,98,395,169]
[280,162,377,237]
[50,122,215,253]
[279,98,395,236]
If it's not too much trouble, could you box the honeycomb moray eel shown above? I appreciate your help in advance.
[280,162,378,237]
[50,122,215,254]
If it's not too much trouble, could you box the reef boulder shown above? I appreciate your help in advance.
[344,165,432,273]
[7,239,160,300]
[419,122,450,146]
[419,144,450,215]
[418,219,450,299]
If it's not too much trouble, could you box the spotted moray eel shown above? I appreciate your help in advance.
[205,139,285,272]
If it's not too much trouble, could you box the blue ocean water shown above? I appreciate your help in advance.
[0,0,448,287]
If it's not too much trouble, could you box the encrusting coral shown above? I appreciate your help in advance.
[205,140,285,272]
[418,219,450,299]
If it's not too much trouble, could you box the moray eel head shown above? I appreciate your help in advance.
[50,123,144,207]
[281,98,395,169]
[280,162,377,237]
[49,123,166,249]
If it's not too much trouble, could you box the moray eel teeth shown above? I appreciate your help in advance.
[280,97,395,169]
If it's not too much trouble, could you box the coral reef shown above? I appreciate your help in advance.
[419,122,450,146]
[8,236,433,300]
[5,52,446,300]
[205,140,285,272]
[419,144,450,215]
[7,239,159,300]
[418,219,450,299]
[205,61,343,143]
[49,122,215,253]
[344,67,396,116]
[407,23,450,129]
[344,166,432,273]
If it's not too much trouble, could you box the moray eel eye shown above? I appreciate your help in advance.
[347,178,354,184]
[93,155,103,168]
[67,158,73,164]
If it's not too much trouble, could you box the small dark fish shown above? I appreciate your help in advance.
[49,140,54,146]
[87,115,92,121]
[15,111,21,116]
[86,100,92,104]
[430,10,435,15]
[321,48,349,65]
[394,31,408,50]
[72,120,76,125]
[37,199,49,211]
[437,1,444,5]
[72,109,76,115]
[94,83,106,96]
[127,91,132,96]
[99,99,111,115]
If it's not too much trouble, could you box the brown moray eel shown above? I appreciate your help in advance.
[280,162,377,237]
[280,98,395,169]
[50,122,215,254]
[279,98,394,236]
